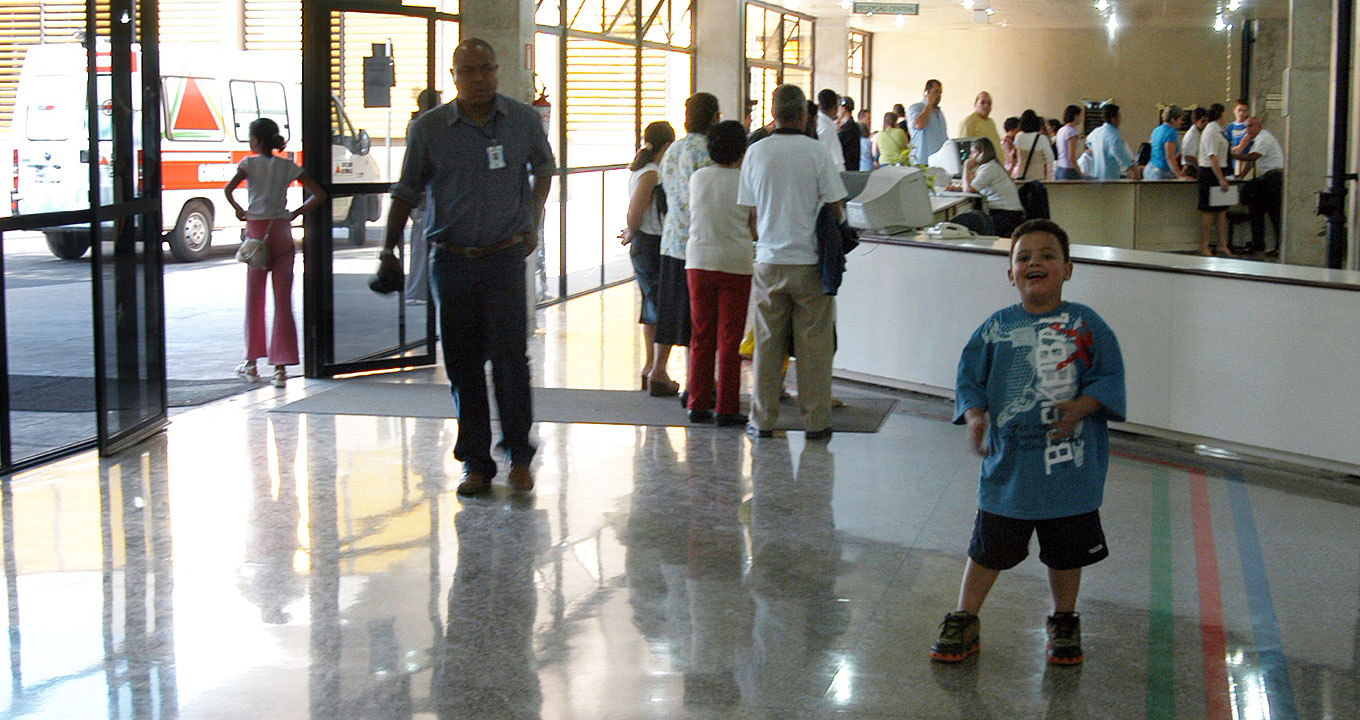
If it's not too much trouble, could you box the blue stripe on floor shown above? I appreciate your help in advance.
[1226,472,1299,720]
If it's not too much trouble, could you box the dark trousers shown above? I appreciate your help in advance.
[1247,170,1283,251]
[431,244,534,477]
[686,269,752,415]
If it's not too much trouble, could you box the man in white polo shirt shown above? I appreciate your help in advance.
[738,84,849,440]
[1236,116,1285,254]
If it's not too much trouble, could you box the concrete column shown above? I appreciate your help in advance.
[458,0,536,102]
[1280,0,1332,265]
[694,0,745,115]
[813,15,849,98]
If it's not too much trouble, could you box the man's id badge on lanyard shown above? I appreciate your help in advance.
[487,144,506,170]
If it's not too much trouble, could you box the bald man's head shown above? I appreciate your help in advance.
[451,38,498,107]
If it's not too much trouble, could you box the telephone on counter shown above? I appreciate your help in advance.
[923,222,977,240]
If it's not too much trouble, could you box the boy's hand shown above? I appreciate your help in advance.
[965,408,988,456]
[1047,396,1102,441]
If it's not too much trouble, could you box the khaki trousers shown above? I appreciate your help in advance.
[750,262,835,432]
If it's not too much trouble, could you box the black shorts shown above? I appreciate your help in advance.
[967,509,1109,571]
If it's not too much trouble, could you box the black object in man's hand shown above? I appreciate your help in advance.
[369,252,404,294]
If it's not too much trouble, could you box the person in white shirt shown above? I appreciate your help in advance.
[738,84,848,440]
[1180,107,1207,170]
[962,137,1024,237]
[1236,116,1285,254]
[815,88,847,171]
[685,120,757,426]
[1195,103,1234,257]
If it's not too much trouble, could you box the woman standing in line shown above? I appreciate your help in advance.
[875,111,909,166]
[1054,105,1085,180]
[621,121,676,391]
[1011,109,1054,182]
[1196,103,1235,257]
[654,93,720,397]
[684,121,756,426]
[224,118,326,387]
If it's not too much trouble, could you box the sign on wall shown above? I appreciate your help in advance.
[852,2,920,14]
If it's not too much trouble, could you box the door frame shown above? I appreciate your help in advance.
[301,1,453,378]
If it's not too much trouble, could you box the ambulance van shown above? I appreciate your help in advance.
[10,40,381,261]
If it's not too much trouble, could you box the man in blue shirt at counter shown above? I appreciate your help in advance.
[906,79,948,165]
[1085,104,1141,180]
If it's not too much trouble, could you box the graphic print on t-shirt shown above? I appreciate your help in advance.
[988,311,1092,475]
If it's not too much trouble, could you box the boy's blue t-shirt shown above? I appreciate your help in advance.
[1148,123,1179,172]
[953,301,1127,520]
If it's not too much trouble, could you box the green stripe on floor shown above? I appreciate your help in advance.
[1147,467,1176,719]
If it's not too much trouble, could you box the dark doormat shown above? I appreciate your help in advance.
[275,382,896,433]
[7,375,258,412]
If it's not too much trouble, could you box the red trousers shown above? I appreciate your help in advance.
[243,218,299,366]
[686,269,752,415]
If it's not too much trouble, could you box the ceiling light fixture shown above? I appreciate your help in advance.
[985,7,995,15]
[1213,13,1229,31]
[895,13,906,27]
[1227,0,1244,10]
[840,0,853,9]
[1106,14,1118,32]
[1094,0,1111,12]
[962,0,977,10]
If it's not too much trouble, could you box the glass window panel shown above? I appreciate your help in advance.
[4,225,97,463]
[783,67,811,98]
[536,0,561,26]
[98,214,164,439]
[749,65,778,129]
[541,174,563,303]
[745,6,764,60]
[783,14,809,67]
[640,47,689,136]
[564,37,636,168]
[671,4,693,47]
[535,32,561,160]
[564,172,606,297]
[643,0,692,48]
[600,168,632,286]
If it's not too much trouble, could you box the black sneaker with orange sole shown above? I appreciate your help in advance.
[930,611,980,663]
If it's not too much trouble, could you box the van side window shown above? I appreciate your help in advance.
[162,76,225,142]
[230,80,290,143]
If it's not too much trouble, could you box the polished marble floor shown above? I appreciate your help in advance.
[1,284,1358,720]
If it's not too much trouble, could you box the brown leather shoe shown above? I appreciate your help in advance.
[456,470,491,496]
[507,464,534,493]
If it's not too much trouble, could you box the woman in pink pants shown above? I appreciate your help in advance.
[224,118,325,387]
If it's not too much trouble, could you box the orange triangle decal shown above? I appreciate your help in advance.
[173,78,219,131]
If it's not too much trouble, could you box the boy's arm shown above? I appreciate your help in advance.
[964,406,989,456]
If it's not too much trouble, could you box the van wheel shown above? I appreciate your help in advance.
[345,196,369,247]
[169,201,213,262]
[45,231,91,260]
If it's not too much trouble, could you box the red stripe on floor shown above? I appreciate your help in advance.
[1189,470,1233,720]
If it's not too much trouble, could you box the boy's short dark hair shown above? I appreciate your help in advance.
[706,120,747,165]
[1010,219,1071,261]
[1102,104,1120,124]
[1003,116,1020,132]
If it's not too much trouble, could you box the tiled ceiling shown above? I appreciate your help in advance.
[778,0,1288,32]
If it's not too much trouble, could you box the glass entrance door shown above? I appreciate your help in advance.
[96,0,169,453]
[302,2,456,377]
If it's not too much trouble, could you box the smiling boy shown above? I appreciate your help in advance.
[931,219,1126,665]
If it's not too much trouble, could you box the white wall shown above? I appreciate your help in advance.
[870,26,1243,149]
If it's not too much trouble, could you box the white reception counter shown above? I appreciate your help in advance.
[834,234,1360,472]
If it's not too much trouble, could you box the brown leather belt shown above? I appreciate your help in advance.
[438,234,524,258]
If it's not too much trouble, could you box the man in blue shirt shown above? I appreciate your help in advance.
[383,38,556,496]
[906,79,948,165]
[1086,104,1140,180]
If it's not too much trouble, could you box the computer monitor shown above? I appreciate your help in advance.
[840,170,871,200]
[928,137,977,177]
[845,165,934,233]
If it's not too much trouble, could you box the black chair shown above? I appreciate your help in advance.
[950,211,994,235]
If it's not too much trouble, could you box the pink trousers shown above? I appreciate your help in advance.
[243,218,299,366]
